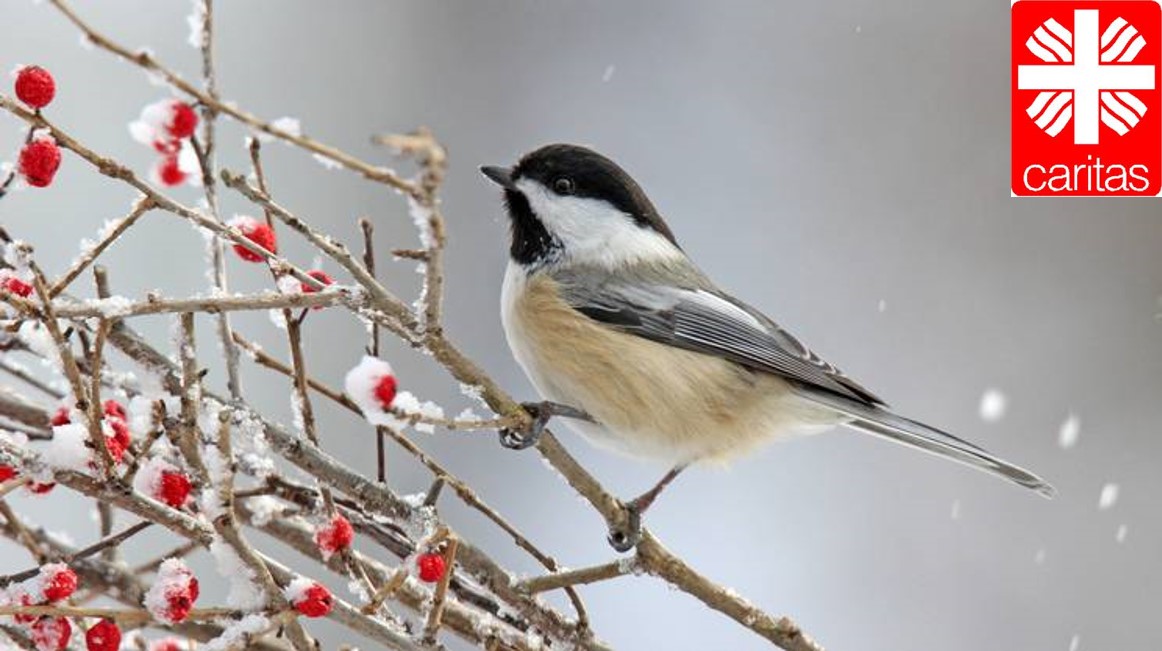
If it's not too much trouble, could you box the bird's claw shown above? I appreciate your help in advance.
[498,401,596,451]
[606,501,643,553]
[497,401,550,450]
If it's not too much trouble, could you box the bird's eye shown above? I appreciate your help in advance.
[553,177,575,195]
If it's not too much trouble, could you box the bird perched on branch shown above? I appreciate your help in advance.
[481,144,1054,551]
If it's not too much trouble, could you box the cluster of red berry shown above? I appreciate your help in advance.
[2,564,103,651]
[311,511,447,585]
[129,98,199,187]
[12,66,62,188]
[225,217,335,301]
[2,62,434,646]
[144,560,200,625]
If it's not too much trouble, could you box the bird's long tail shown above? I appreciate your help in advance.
[792,386,1056,498]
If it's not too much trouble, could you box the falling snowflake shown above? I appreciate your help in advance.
[1097,483,1119,510]
[979,388,1007,422]
[1058,413,1081,449]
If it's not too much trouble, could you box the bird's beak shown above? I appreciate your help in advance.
[480,165,517,190]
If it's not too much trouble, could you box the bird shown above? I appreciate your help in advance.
[480,143,1054,551]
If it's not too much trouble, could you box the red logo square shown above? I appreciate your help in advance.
[1012,0,1162,196]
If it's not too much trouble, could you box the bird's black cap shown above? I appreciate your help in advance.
[483,144,677,246]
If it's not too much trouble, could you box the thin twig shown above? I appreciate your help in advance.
[47,196,153,297]
[519,560,633,595]
[47,0,418,195]
[220,169,416,333]
[360,217,388,484]
[0,520,153,587]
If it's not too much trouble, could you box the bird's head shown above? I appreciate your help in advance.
[482,144,680,269]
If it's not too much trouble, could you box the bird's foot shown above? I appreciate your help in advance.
[606,500,644,553]
[604,466,685,552]
[497,401,593,451]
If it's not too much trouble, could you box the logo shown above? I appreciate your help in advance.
[1012,1,1161,196]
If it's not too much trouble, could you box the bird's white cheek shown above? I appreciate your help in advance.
[516,181,682,268]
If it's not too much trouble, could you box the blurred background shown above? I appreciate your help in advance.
[2,2,1160,650]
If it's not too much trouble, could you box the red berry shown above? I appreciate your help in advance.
[158,470,192,509]
[27,481,55,495]
[18,137,62,188]
[167,102,198,139]
[103,400,127,421]
[314,513,354,557]
[147,640,183,651]
[41,564,78,602]
[154,154,187,187]
[301,270,334,310]
[13,593,36,624]
[416,552,446,583]
[85,618,121,651]
[147,561,199,624]
[230,218,276,262]
[0,465,16,482]
[1,272,33,298]
[50,406,71,426]
[292,582,333,618]
[30,616,70,651]
[104,419,130,463]
[301,270,333,293]
[374,374,397,410]
[14,66,55,109]
[165,575,199,620]
[153,138,181,154]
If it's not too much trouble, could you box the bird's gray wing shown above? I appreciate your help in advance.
[555,275,885,405]
[556,272,1056,497]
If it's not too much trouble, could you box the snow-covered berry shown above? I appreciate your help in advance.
[152,154,187,187]
[49,406,71,427]
[0,270,33,298]
[374,375,398,410]
[102,419,131,463]
[147,639,184,651]
[344,356,399,422]
[84,618,121,651]
[134,457,191,509]
[14,66,55,109]
[416,552,446,583]
[129,99,199,148]
[301,270,333,293]
[228,216,276,262]
[287,578,333,618]
[11,593,37,624]
[50,403,130,464]
[168,102,198,139]
[102,400,127,421]
[40,563,78,602]
[300,270,334,311]
[314,513,353,559]
[153,138,180,154]
[158,470,192,509]
[143,559,199,624]
[27,481,55,495]
[18,135,62,188]
[7,563,76,625]
[29,616,71,651]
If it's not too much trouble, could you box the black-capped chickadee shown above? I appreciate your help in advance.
[481,144,1053,550]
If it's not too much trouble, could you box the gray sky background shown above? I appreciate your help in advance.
[2,2,1160,651]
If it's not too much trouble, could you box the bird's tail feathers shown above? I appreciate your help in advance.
[793,386,1056,499]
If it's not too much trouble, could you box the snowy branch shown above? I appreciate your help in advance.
[0,3,826,651]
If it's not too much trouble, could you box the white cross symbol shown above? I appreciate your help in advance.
[1018,9,1156,144]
